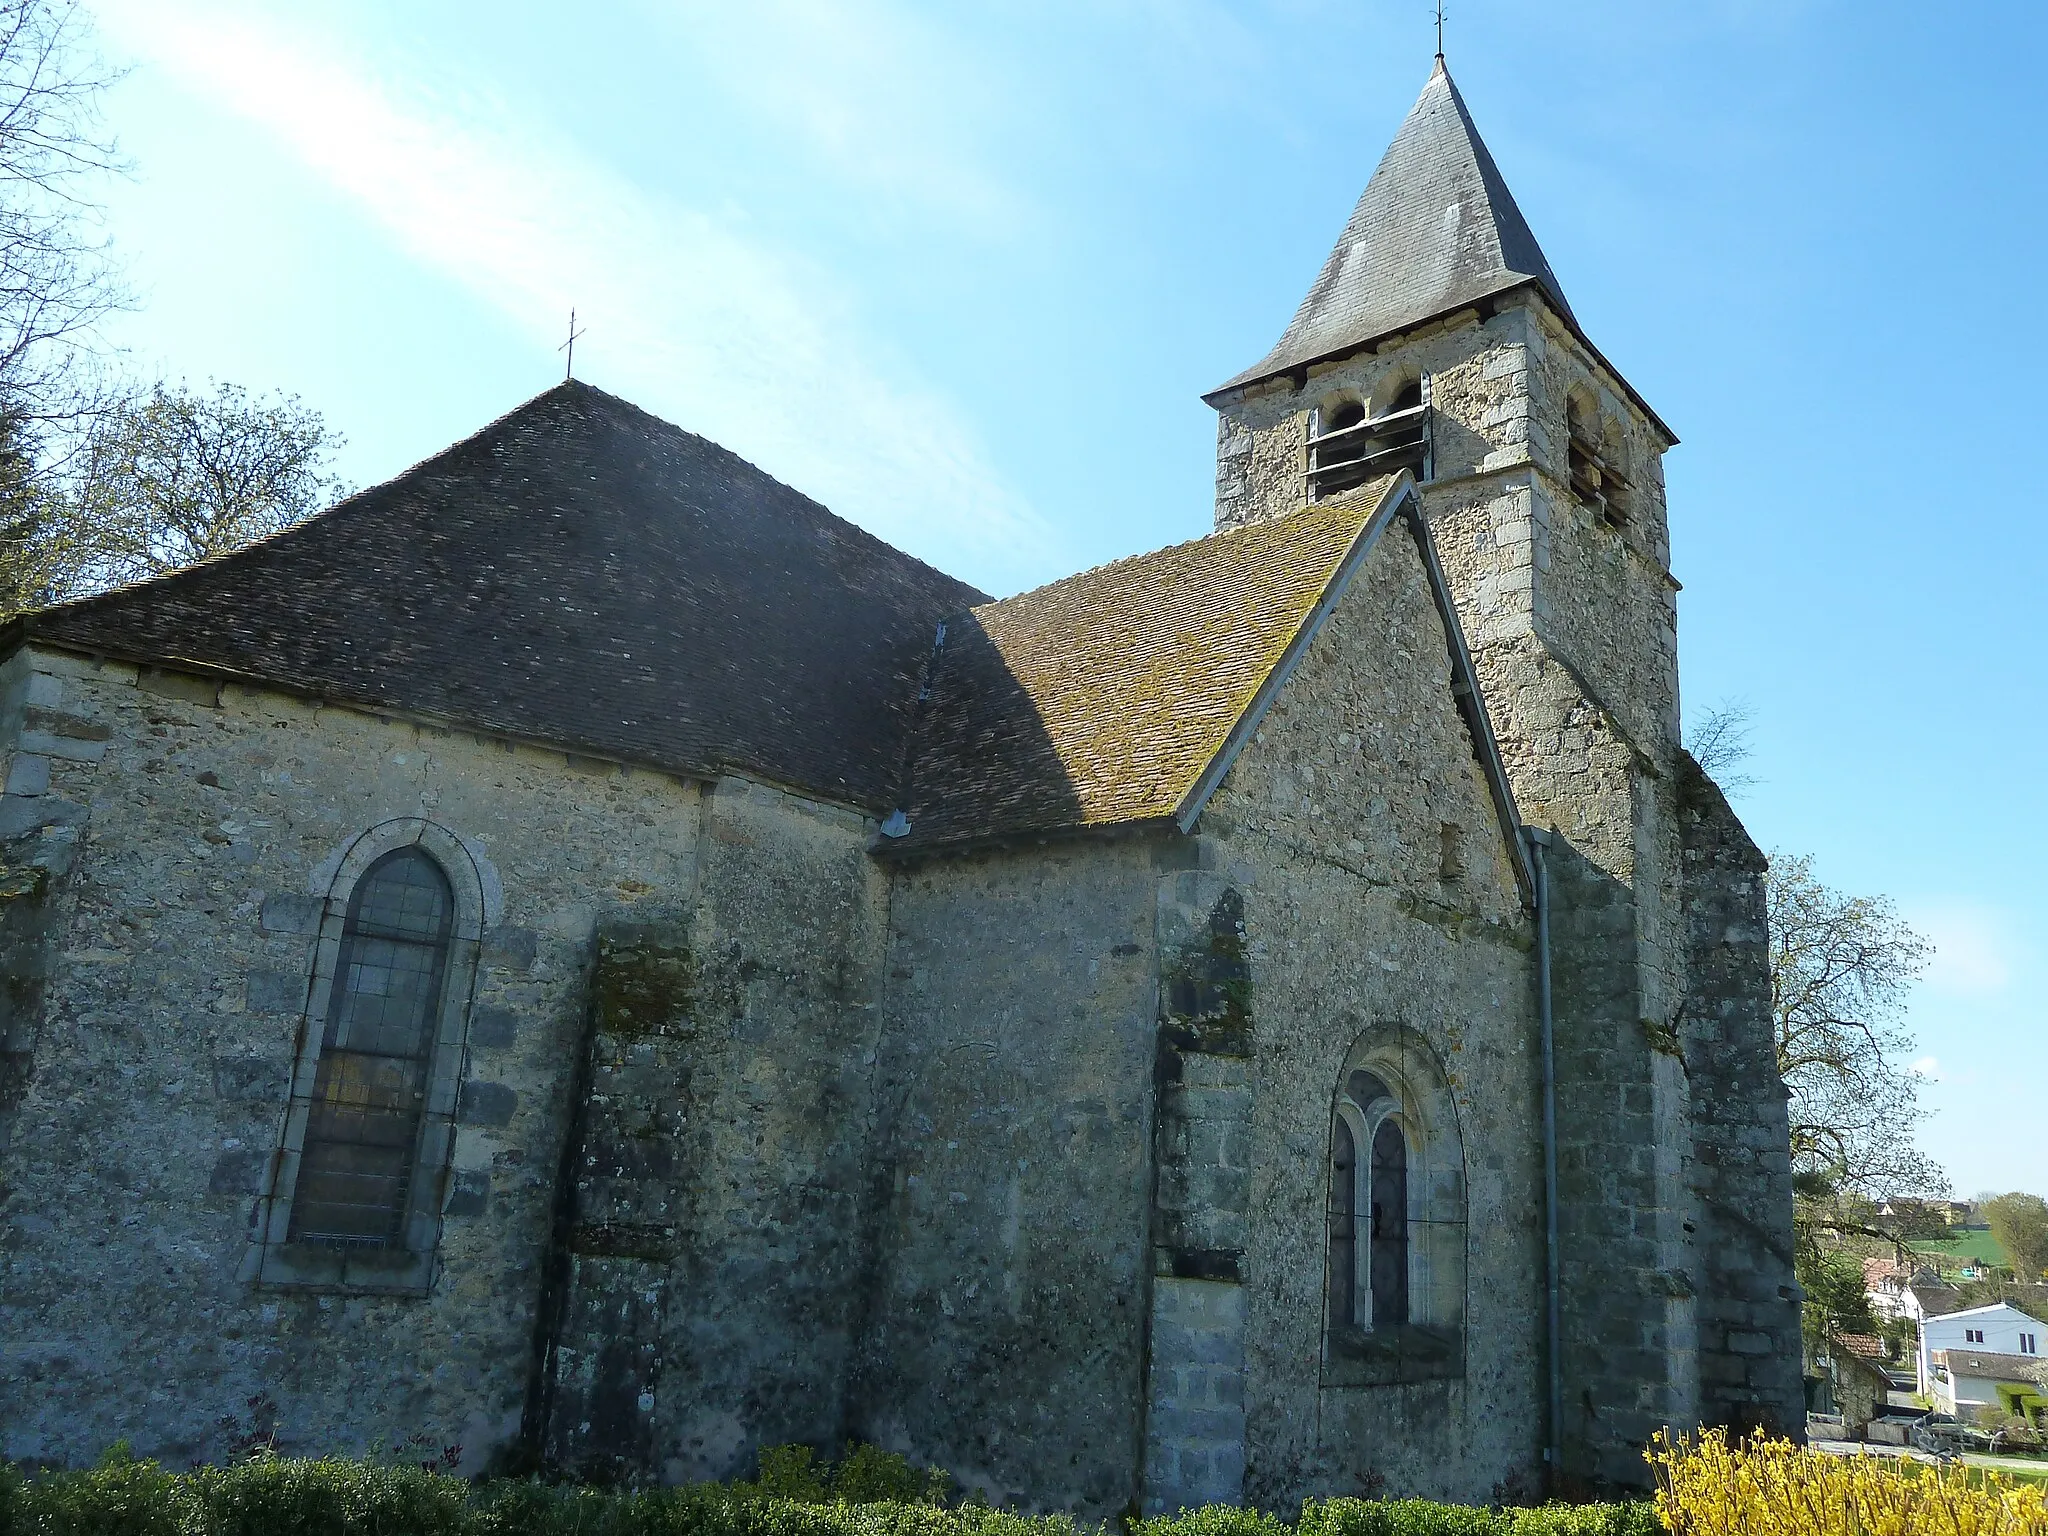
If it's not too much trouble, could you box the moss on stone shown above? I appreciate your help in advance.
[592,926,697,1038]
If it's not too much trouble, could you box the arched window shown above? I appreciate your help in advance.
[1369,1116,1409,1327]
[249,819,490,1295]
[1566,396,1630,525]
[1325,1032,1466,1383]
[1307,379,1430,501]
[289,848,453,1247]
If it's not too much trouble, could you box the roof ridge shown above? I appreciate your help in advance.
[566,383,990,604]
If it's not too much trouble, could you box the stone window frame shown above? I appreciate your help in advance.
[246,818,486,1295]
[1322,1024,1468,1385]
[1305,377,1431,503]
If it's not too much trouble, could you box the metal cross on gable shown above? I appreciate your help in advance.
[559,307,587,381]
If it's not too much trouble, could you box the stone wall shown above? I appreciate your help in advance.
[1193,521,1544,1508]
[854,839,1161,1515]
[0,644,895,1477]
[1676,758,1802,1438]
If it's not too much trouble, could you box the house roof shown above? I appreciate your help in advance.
[1935,1348,2048,1382]
[1935,1302,2048,1326]
[1835,1334,1889,1363]
[887,476,1403,852]
[15,382,985,813]
[1864,1258,1904,1288]
[1213,60,1573,397]
[1911,1283,1965,1318]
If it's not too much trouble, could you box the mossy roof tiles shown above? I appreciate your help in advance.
[19,383,1403,849]
[892,477,1398,850]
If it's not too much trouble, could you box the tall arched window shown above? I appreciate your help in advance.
[290,847,454,1247]
[1324,1032,1466,1384]
[249,819,489,1295]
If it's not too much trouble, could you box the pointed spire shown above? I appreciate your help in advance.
[1214,62,1575,396]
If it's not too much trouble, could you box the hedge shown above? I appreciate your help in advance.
[0,1445,1656,1536]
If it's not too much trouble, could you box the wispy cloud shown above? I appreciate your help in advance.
[643,0,1032,240]
[90,0,1056,591]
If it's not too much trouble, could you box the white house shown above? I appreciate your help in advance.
[1920,1302,2047,1421]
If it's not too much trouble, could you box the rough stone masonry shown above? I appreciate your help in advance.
[0,57,1798,1514]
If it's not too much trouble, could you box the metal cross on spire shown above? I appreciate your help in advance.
[559,307,587,381]
[1435,0,1445,60]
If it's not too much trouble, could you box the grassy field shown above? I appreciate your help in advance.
[1910,1227,2009,1269]
[1960,1451,2048,1487]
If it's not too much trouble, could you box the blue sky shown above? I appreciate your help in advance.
[81,0,2044,1196]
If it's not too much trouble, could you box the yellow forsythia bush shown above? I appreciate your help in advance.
[1647,1427,2048,1536]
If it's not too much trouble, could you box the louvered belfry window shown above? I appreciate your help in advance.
[288,847,453,1248]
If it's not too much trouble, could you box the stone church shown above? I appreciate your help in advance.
[0,61,1799,1510]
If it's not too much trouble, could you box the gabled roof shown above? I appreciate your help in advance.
[17,382,985,812]
[885,477,1404,852]
[1214,59,1574,396]
[1935,1302,2048,1326]
[1935,1348,2048,1382]
[1911,1282,1965,1318]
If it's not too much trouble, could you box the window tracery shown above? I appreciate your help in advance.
[1324,1027,1467,1384]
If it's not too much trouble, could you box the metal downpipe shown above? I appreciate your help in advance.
[1525,825,1563,1479]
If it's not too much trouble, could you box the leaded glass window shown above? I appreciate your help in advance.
[288,847,452,1248]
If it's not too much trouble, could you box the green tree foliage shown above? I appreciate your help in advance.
[52,379,345,593]
[1984,1192,2048,1282]
[1766,854,1945,1263]
[1795,1245,1878,1350]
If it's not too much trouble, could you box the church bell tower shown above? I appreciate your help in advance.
[1204,59,1803,1483]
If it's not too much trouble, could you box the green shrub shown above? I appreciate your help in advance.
[1497,1505,1658,1536]
[1297,1497,1656,1536]
[0,1443,1657,1536]
[196,1456,473,1536]
[1133,1504,1291,1536]
[5,1445,193,1536]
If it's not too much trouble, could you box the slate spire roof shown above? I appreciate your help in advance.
[1214,59,1575,396]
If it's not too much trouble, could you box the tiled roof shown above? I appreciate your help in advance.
[1213,60,1573,396]
[889,477,1400,851]
[1936,1348,2048,1381]
[1835,1334,1889,1363]
[1911,1283,1965,1317]
[19,382,984,812]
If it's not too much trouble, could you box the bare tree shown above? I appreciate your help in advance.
[1685,697,1759,797]
[0,0,124,436]
[55,380,345,592]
